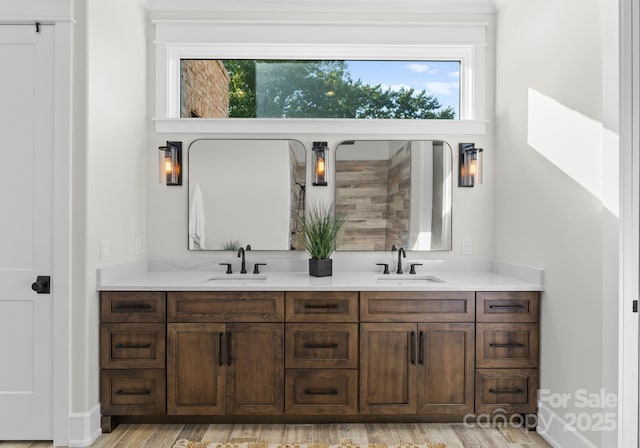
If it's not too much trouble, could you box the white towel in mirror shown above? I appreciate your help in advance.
[189,183,205,249]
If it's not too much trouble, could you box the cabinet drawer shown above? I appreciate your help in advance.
[285,369,357,415]
[476,292,539,323]
[101,323,166,369]
[101,369,166,415]
[168,291,284,322]
[476,323,538,369]
[100,291,166,323]
[285,291,358,322]
[285,323,357,369]
[475,369,538,414]
[360,291,474,322]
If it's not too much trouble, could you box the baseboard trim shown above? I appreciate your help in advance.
[68,403,101,448]
[537,402,599,448]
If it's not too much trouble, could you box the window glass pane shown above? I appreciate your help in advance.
[180,59,460,119]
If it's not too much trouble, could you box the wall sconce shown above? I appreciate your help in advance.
[459,142,483,187]
[158,141,182,186]
[312,141,328,186]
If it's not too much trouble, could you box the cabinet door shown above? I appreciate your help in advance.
[167,323,226,415]
[226,323,284,415]
[417,323,475,414]
[360,323,417,414]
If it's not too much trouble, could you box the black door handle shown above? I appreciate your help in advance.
[31,276,50,294]
[419,331,425,365]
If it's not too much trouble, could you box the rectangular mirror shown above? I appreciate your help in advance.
[335,140,452,251]
[188,139,306,251]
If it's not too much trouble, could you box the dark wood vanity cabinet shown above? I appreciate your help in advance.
[359,292,475,416]
[167,292,285,416]
[475,291,540,414]
[99,291,167,432]
[284,291,359,415]
[99,288,540,428]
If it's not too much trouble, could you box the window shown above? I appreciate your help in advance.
[180,59,461,120]
[154,20,487,134]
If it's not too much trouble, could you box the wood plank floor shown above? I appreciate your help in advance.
[0,423,552,448]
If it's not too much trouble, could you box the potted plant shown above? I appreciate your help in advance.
[301,202,346,277]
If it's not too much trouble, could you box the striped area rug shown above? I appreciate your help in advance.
[173,442,447,448]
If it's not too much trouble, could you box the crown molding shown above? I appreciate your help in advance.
[141,0,500,15]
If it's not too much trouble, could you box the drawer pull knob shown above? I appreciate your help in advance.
[115,388,151,396]
[304,388,338,395]
[303,343,339,349]
[489,343,525,348]
[304,304,339,310]
[113,303,153,311]
[489,304,526,310]
[489,388,525,394]
[115,343,152,349]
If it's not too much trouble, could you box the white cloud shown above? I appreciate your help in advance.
[448,71,460,78]
[407,63,431,74]
[425,81,458,95]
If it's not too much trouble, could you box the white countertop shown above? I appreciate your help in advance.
[97,259,544,292]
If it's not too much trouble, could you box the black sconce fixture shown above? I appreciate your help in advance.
[158,141,182,186]
[312,141,328,186]
[459,142,483,187]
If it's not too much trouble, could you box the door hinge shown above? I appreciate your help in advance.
[633,300,638,313]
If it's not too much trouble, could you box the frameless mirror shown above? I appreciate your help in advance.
[188,139,306,251]
[335,140,452,251]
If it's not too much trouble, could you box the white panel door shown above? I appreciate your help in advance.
[0,25,54,440]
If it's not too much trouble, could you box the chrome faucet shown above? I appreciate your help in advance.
[237,247,247,274]
[396,247,406,274]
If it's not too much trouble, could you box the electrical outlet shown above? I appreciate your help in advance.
[462,238,473,255]
[100,240,111,262]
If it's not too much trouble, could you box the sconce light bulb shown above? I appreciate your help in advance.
[469,159,477,176]
[165,158,173,175]
[317,157,326,176]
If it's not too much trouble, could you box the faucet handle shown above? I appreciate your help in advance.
[376,263,390,275]
[219,263,233,274]
[409,263,423,275]
[253,263,267,274]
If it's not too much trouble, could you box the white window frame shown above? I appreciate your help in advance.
[153,20,488,135]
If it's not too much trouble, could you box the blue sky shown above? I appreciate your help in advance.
[345,60,460,117]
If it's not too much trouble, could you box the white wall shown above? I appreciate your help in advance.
[72,0,148,413]
[0,0,71,19]
[495,0,608,446]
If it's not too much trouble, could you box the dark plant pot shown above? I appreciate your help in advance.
[309,258,332,277]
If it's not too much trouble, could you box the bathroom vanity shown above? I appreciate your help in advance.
[97,264,541,432]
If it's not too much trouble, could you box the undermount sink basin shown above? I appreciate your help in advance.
[205,274,268,281]
[376,274,444,283]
